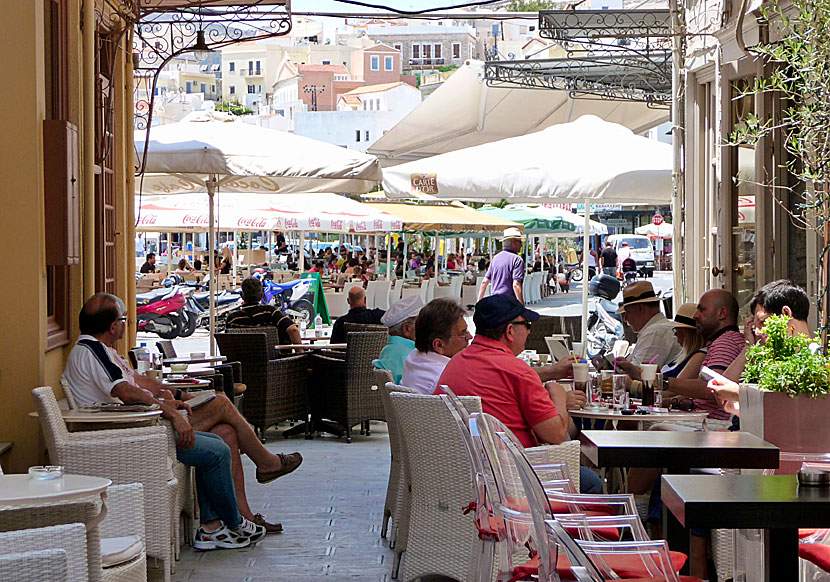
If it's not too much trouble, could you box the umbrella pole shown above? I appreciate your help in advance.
[581,201,590,355]
[403,235,408,277]
[299,230,306,272]
[208,177,217,356]
[233,229,239,288]
[387,233,392,280]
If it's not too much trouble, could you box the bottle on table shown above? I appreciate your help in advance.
[135,342,151,374]
[314,312,323,337]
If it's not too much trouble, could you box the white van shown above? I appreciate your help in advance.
[605,234,656,276]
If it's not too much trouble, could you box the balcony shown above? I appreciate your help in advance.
[407,57,445,70]
[243,68,263,77]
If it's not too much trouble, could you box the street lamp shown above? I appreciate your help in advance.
[189,29,214,62]
[303,84,325,111]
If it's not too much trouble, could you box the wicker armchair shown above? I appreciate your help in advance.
[0,524,86,581]
[378,382,419,556]
[525,315,565,353]
[0,548,69,581]
[215,330,308,440]
[388,392,482,582]
[309,331,387,443]
[0,483,147,582]
[31,387,174,582]
[343,322,388,334]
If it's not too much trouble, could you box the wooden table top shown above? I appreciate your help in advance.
[663,474,830,529]
[579,430,779,470]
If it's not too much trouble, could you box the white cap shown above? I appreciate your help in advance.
[381,295,424,327]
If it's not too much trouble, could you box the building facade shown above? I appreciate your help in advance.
[366,25,478,73]
[681,0,812,321]
[0,0,138,471]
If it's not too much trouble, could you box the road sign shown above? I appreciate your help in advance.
[652,214,664,225]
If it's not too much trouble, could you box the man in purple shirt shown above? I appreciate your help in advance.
[479,227,526,304]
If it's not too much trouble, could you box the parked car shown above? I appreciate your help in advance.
[605,234,656,276]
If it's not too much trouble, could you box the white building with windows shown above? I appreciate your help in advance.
[295,81,421,151]
[366,25,478,73]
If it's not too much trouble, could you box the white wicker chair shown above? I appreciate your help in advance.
[32,386,175,582]
[61,378,196,556]
[0,549,68,581]
[0,525,86,581]
[0,483,146,582]
[388,392,482,582]
[379,381,419,548]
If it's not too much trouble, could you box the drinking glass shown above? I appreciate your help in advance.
[654,372,664,407]
[612,374,628,409]
[573,362,589,392]
[587,372,604,408]
[640,364,657,406]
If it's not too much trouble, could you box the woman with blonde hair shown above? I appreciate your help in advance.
[218,246,233,274]
[662,302,706,379]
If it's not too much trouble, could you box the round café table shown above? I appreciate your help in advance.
[163,355,226,366]
[0,473,111,529]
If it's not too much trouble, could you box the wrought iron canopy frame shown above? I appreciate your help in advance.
[483,8,671,107]
[132,2,292,171]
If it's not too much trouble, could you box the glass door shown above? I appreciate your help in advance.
[730,79,757,313]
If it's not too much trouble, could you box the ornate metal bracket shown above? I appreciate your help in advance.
[484,54,671,106]
[132,2,292,171]
[484,9,671,106]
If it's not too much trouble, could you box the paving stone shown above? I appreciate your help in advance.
[149,421,395,581]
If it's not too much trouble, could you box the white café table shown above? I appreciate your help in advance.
[570,407,710,430]
[0,473,111,529]
[29,409,163,425]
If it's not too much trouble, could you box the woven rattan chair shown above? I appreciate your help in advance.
[155,340,177,359]
[215,330,308,440]
[525,316,565,354]
[343,322,388,333]
[388,392,483,582]
[309,331,387,443]
[0,524,85,581]
[0,483,147,582]
[0,548,69,581]
[31,387,174,582]
[378,381,418,546]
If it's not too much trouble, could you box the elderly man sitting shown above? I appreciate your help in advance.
[402,298,471,394]
[373,295,423,383]
[330,285,385,344]
[63,293,302,534]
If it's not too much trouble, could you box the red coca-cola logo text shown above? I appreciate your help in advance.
[182,214,208,225]
[285,218,299,229]
[331,220,344,231]
[309,217,321,228]
[356,221,367,232]
[373,219,383,230]
[138,214,157,225]
[237,217,268,229]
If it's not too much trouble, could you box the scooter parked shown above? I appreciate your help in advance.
[586,274,625,361]
[251,270,315,328]
[136,286,187,339]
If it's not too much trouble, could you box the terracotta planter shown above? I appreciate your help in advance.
[739,383,830,463]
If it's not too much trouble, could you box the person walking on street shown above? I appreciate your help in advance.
[600,242,618,276]
[478,227,526,304]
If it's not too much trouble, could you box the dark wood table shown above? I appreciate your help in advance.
[579,430,779,471]
[663,474,830,581]
[580,430,779,572]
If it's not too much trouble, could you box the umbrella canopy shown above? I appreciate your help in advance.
[477,206,575,235]
[511,205,608,236]
[381,115,672,204]
[136,193,403,233]
[364,202,522,234]
[135,113,382,194]
[367,61,668,165]
[635,222,673,238]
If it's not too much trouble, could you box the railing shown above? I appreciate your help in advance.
[408,58,445,66]
[243,68,263,76]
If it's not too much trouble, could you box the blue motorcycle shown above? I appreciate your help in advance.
[251,270,315,328]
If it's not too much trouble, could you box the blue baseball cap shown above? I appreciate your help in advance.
[473,294,541,330]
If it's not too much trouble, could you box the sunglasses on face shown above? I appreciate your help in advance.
[510,320,532,330]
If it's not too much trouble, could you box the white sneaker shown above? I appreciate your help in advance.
[234,516,266,544]
[193,526,251,551]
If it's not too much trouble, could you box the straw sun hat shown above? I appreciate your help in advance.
[670,303,698,330]
[615,281,662,314]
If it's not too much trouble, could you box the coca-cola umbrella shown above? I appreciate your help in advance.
[135,112,383,349]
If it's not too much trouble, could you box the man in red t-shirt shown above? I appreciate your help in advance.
[436,294,602,493]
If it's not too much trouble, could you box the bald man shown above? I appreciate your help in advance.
[664,289,745,422]
[330,285,386,344]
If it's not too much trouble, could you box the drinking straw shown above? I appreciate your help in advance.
[647,355,659,364]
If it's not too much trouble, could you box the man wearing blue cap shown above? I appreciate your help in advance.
[437,294,602,493]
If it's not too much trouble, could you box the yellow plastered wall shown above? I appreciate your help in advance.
[0,0,49,472]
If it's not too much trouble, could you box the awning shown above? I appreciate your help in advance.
[477,206,575,235]
[136,193,403,233]
[364,202,521,234]
[367,60,668,165]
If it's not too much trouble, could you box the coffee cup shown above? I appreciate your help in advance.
[572,362,590,383]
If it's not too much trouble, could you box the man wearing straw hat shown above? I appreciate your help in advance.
[478,226,526,304]
[613,281,682,376]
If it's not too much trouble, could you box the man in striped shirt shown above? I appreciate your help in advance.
[665,289,745,422]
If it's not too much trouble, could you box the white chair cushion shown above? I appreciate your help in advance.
[101,535,143,568]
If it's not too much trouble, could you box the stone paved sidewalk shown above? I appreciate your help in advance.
[151,422,395,582]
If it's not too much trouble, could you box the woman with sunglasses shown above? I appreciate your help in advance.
[661,303,707,382]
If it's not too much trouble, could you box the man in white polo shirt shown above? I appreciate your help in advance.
[401,298,471,394]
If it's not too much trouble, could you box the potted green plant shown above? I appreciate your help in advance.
[739,315,830,452]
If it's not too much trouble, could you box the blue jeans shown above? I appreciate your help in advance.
[176,431,242,529]
[579,467,603,494]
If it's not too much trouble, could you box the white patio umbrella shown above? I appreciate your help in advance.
[382,115,672,346]
[135,113,382,351]
[367,60,668,165]
[635,222,673,238]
